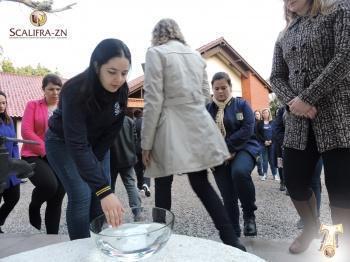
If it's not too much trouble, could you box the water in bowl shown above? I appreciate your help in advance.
[92,222,171,261]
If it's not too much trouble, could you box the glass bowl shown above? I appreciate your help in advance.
[90,207,175,261]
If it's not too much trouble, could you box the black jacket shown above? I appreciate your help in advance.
[134,116,142,155]
[110,116,137,169]
[48,82,125,199]
[255,120,274,144]
[206,97,260,158]
[272,107,286,147]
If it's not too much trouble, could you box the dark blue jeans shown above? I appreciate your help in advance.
[256,152,263,176]
[213,150,257,236]
[262,144,277,176]
[45,129,110,240]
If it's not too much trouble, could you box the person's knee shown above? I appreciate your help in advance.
[231,166,250,182]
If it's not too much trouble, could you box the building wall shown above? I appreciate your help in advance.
[241,72,269,111]
[205,56,242,97]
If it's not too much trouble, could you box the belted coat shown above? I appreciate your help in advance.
[141,40,230,178]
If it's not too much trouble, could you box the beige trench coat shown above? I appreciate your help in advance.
[141,40,230,178]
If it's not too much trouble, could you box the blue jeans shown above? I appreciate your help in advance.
[213,150,257,236]
[262,144,277,176]
[111,166,141,215]
[213,164,240,236]
[45,129,111,240]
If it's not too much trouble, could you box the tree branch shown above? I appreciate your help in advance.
[1,0,76,13]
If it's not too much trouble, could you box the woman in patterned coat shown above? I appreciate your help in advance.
[270,0,350,255]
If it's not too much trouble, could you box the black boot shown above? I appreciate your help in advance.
[218,225,246,252]
[289,193,319,254]
[244,217,257,236]
[280,182,286,191]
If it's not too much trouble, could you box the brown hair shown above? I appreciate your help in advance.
[42,74,62,90]
[0,91,12,124]
[211,72,232,87]
[262,108,272,121]
[254,110,262,120]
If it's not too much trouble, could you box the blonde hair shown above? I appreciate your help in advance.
[283,0,339,27]
[262,108,272,121]
[151,18,186,46]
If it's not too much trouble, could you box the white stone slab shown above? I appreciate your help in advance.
[1,234,265,262]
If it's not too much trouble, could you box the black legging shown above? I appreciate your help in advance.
[0,184,20,226]
[155,170,232,232]
[22,156,65,234]
[284,129,350,209]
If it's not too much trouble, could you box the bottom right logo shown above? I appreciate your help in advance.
[319,223,344,258]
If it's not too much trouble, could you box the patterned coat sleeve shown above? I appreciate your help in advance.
[270,40,298,105]
[299,3,350,105]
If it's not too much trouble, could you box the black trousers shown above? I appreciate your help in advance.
[22,156,65,233]
[284,129,350,209]
[0,184,20,226]
[154,170,232,231]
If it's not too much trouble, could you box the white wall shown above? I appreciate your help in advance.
[205,56,242,97]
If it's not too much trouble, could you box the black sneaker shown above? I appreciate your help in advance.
[142,184,151,197]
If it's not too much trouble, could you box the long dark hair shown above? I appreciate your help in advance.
[61,38,131,111]
[0,91,11,125]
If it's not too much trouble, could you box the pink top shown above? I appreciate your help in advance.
[21,98,50,157]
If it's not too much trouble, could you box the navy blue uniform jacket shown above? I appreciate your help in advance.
[207,97,261,159]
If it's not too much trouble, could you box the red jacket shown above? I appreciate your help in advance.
[21,99,49,157]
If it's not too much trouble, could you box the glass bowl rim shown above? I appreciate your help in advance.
[89,207,175,238]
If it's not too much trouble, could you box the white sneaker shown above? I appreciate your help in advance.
[142,184,151,197]
[274,175,280,181]
[139,189,145,198]
[260,175,266,181]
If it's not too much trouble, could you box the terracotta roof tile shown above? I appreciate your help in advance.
[128,75,144,94]
[0,72,144,117]
[0,72,44,118]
